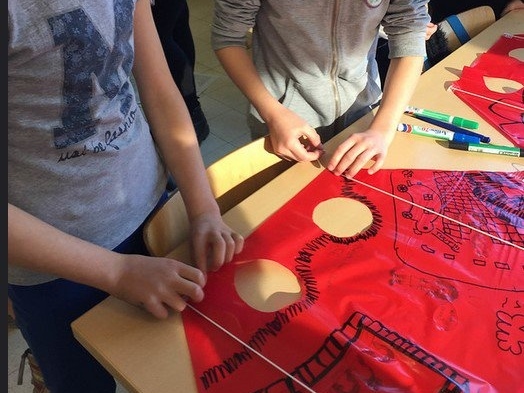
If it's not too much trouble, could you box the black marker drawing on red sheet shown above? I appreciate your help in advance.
[182,169,523,393]
[451,33,524,148]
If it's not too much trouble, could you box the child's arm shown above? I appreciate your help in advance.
[327,56,424,178]
[132,0,243,272]
[215,46,324,162]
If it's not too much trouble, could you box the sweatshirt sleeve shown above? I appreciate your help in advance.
[211,0,260,51]
[382,0,430,59]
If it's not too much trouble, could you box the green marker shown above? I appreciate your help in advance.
[405,106,479,130]
[397,123,480,143]
[448,141,524,157]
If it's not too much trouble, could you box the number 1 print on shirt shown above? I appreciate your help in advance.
[48,1,134,149]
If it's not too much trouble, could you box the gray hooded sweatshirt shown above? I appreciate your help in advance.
[212,0,430,136]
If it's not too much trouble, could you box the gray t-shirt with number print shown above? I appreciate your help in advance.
[8,0,167,285]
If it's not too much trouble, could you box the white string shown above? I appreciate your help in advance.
[347,176,524,252]
[449,86,524,111]
[502,32,524,41]
[186,304,318,393]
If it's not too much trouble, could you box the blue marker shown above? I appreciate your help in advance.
[411,113,491,143]
[397,123,481,144]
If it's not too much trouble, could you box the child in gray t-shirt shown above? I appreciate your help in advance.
[8,0,244,391]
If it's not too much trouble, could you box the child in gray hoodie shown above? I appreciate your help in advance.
[212,0,430,178]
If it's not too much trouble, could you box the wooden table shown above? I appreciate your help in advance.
[72,10,523,393]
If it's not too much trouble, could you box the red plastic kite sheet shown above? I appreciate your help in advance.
[182,169,524,393]
[451,33,524,148]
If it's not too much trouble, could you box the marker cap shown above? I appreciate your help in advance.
[452,117,479,130]
[448,141,469,151]
[452,133,480,144]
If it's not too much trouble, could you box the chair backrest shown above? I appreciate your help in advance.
[440,6,495,52]
[143,137,294,257]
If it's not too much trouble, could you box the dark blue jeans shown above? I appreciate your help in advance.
[8,192,168,393]
[152,0,198,110]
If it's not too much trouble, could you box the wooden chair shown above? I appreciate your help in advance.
[143,136,294,257]
[439,6,496,52]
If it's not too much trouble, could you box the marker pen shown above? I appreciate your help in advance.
[410,113,490,143]
[448,141,524,157]
[397,123,481,144]
[405,106,479,130]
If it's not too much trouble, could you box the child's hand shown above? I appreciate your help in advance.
[189,212,244,273]
[266,106,324,162]
[108,214,243,320]
[109,253,207,319]
[326,128,391,178]
[502,0,524,16]
[425,22,438,40]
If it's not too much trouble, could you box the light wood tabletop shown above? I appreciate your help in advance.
[72,10,523,393]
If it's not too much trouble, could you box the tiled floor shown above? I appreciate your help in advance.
[188,0,253,167]
[7,1,251,392]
